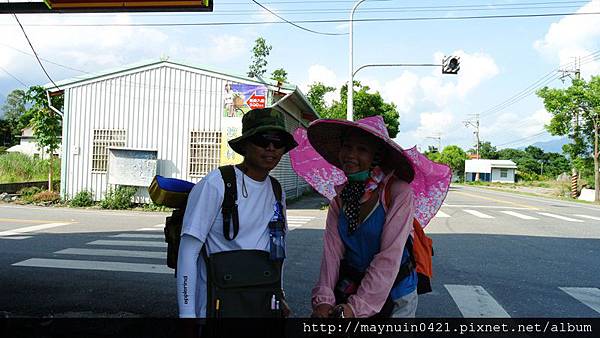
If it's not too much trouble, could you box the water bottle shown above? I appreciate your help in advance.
[268,201,286,261]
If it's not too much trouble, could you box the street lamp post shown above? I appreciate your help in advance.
[347,0,369,121]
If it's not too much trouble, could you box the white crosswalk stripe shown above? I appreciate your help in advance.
[88,240,167,248]
[135,227,163,232]
[55,248,166,259]
[500,211,539,220]
[560,287,600,314]
[537,212,584,223]
[463,209,495,219]
[445,284,510,318]
[574,214,600,221]
[286,216,315,231]
[0,222,72,238]
[111,234,164,239]
[12,258,172,274]
[434,210,451,218]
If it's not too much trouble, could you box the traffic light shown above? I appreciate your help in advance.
[442,56,460,74]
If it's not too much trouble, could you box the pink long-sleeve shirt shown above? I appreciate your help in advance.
[311,173,415,318]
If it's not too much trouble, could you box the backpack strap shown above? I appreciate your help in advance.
[219,165,239,241]
[269,176,283,203]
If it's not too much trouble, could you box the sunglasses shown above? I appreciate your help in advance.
[249,133,287,149]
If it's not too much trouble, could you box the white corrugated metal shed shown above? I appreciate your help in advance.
[46,60,318,202]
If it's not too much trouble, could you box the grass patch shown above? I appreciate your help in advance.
[100,186,137,210]
[70,190,95,207]
[0,152,60,183]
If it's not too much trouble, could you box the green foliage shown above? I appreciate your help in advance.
[0,146,7,155]
[70,190,95,207]
[315,82,400,137]
[139,202,172,212]
[0,89,28,147]
[25,85,63,192]
[468,141,498,159]
[0,152,61,183]
[425,145,468,180]
[101,186,137,209]
[271,68,288,84]
[307,82,336,117]
[18,186,43,201]
[247,37,272,78]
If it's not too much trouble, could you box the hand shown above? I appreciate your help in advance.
[332,304,355,318]
[280,298,292,318]
[311,304,333,318]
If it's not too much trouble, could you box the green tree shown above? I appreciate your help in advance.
[469,141,498,159]
[537,76,600,201]
[306,82,335,117]
[26,85,63,192]
[439,145,468,179]
[324,82,400,137]
[247,37,272,79]
[0,89,28,146]
[271,68,288,84]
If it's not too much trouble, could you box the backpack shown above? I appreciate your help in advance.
[382,175,433,295]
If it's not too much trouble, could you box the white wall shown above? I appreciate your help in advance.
[491,168,515,183]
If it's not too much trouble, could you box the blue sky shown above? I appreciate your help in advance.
[1,0,600,152]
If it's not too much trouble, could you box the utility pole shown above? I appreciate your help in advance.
[559,57,581,198]
[464,114,481,181]
[426,133,442,152]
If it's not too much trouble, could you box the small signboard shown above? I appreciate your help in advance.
[107,147,158,187]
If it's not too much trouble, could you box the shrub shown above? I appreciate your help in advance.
[101,186,137,210]
[70,190,95,207]
[18,186,43,203]
[30,190,60,204]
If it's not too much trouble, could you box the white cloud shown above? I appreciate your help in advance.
[301,64,345,105]
[534,1,600,78]
[483,109,552,147]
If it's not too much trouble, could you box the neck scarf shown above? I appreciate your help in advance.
[340,166,385,233]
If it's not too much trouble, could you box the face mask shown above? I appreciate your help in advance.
[347,170,370,182]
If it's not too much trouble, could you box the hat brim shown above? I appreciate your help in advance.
[229,125,298,155]
[307,119,415,183]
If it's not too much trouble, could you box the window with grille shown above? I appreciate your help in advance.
[500,168,508,178]
[91,129,126,173]
[189,131,222,177]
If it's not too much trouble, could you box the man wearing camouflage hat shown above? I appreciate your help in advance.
[177,107,297,318]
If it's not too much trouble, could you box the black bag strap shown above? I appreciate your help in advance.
[269,176,283,203]
[219,165,239,241]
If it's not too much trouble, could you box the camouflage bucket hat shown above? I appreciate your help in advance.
[228,107,298,155]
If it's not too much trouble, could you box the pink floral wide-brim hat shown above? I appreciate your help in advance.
[307,115,415,183]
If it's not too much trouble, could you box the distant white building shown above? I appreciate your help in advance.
[6,126,61,158]
[465,159,517,183]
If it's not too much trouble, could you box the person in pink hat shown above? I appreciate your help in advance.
[309,115,419,318]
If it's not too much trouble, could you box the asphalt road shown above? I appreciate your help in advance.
[1,185,599,318]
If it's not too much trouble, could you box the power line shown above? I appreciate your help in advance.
[250,0,346,35]
[6,10,600,27]
[12,13,60,90]
[0,64,28,87]
[0,42,89,74]
[496,130,549,147]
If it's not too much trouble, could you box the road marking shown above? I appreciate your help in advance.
[136,228,163,232]
[110,234,164,239]
[445,284,510,318]
[537,212,584,223]
[287,216,314,220]
[443,204,533,210]
[0,236,32,240]
[463,209,495,219]
[500,211,539,220]
[0,218,69,224]
[12,258,172,274]
[55,248,166,259]
[560,287,600,314]
[574,214,600,221]
[434,210,450,218]
[0,222,72,237]
[88,240,167,248]
[452,191,538,210]
[153,224,164,228]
